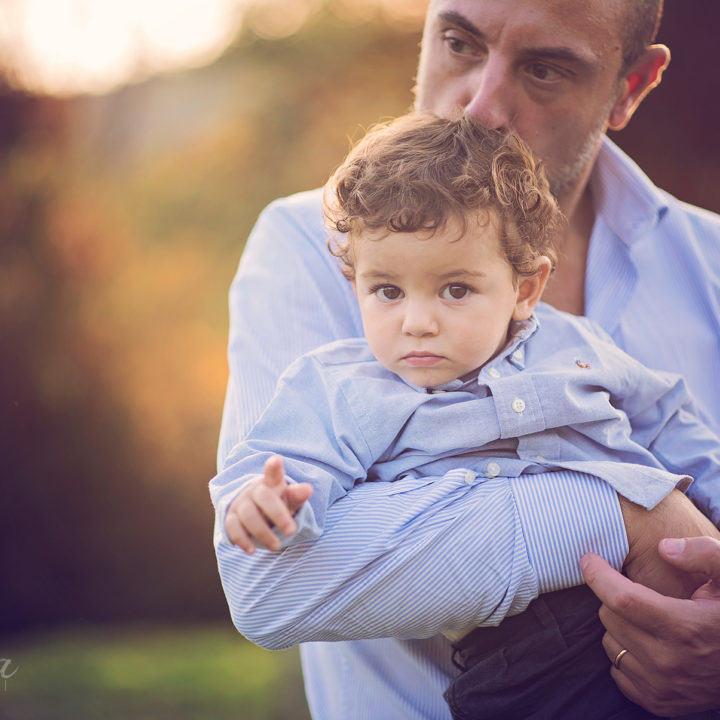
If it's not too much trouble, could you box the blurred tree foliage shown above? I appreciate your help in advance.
[0,11,421,634]
[1,1,718,634]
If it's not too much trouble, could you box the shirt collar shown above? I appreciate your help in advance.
[421,314,540,393]
[590,136,669,246]
[485,314,538,372]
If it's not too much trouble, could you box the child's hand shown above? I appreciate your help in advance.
[225,455,313,554]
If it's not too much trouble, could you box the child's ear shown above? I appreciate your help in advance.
[513,257,551,321]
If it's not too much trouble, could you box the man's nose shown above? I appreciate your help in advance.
[462,57,514,132]
[402,301,439,336]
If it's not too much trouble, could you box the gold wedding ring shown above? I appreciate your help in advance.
[613,648,629,670]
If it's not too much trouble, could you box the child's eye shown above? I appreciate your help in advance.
[373,285,403,301]
[442,284,471,300]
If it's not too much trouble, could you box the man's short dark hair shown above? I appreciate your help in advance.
[621,0,663,72]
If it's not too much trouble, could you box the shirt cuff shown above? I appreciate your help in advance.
[511,470,627,593]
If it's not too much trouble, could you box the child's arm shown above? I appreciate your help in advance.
[613,364,720,526]
[225,455,313,554]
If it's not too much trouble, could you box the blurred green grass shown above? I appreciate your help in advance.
[1,624,310,720]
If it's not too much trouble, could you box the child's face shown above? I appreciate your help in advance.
[352,212,545,388]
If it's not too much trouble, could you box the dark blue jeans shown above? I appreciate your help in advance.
[444,585,716,720]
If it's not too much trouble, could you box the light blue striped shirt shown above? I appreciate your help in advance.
[214,138,720,719]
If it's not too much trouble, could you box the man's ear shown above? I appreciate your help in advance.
[513,257,551,321]
[608,45,670,131]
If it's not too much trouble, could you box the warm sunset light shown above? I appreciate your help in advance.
[0,0,246,95]
[0,0,426,96]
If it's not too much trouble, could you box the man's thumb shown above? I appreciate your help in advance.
[658,536,720,581]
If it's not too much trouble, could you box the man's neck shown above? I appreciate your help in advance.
[542,176,596,316]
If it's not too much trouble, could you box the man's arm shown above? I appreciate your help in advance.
[215,469,628,648]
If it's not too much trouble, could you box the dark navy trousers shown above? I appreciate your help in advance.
[444,585,717,720]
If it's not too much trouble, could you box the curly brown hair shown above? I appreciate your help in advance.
[325,112,562,281]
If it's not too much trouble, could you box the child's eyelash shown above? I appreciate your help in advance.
[368,283,394,294]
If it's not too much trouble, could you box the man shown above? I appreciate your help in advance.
[213,1,720,717]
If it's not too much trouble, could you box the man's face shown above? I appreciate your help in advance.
[414,0,626,199]
[352,212,528,388]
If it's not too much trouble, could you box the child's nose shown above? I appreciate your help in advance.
[402,302,439,336]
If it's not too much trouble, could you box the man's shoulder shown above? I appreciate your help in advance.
[242,186,338,273]
[260,187,325,229]
[661,190,720,239]
[596,138,720,251]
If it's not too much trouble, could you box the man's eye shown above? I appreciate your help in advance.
[526,63,564,82]
[442,284,471,300]
[441,31,476,56]
[374,285,403,301]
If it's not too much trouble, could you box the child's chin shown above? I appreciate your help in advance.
[400,370,452,388]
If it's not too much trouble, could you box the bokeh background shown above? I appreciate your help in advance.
[1,0,718,717]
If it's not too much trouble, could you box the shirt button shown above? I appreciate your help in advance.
[429,388,446,394]
[511,397,526,414]
[486,462,501,478]
[512,350,523,362]
[463,470,475,485]
[488,368,500,379]
[536,455,546,462]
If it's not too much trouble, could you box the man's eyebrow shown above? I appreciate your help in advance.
[438,10,594,70]
[438,11,484,39]
[521,47,594,71]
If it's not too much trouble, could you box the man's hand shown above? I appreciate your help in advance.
[581,502,720,716]
[225,455,313,554]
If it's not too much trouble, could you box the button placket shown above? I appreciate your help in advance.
[492,375,546,436]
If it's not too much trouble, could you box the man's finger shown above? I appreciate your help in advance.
[608,665,654,713]
[658,536,720,580]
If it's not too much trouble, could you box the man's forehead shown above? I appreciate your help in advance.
[425,0,624,52]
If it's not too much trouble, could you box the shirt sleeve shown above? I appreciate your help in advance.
[610,350,720,525]
[212,352,374,546]
[213,195,629,648]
